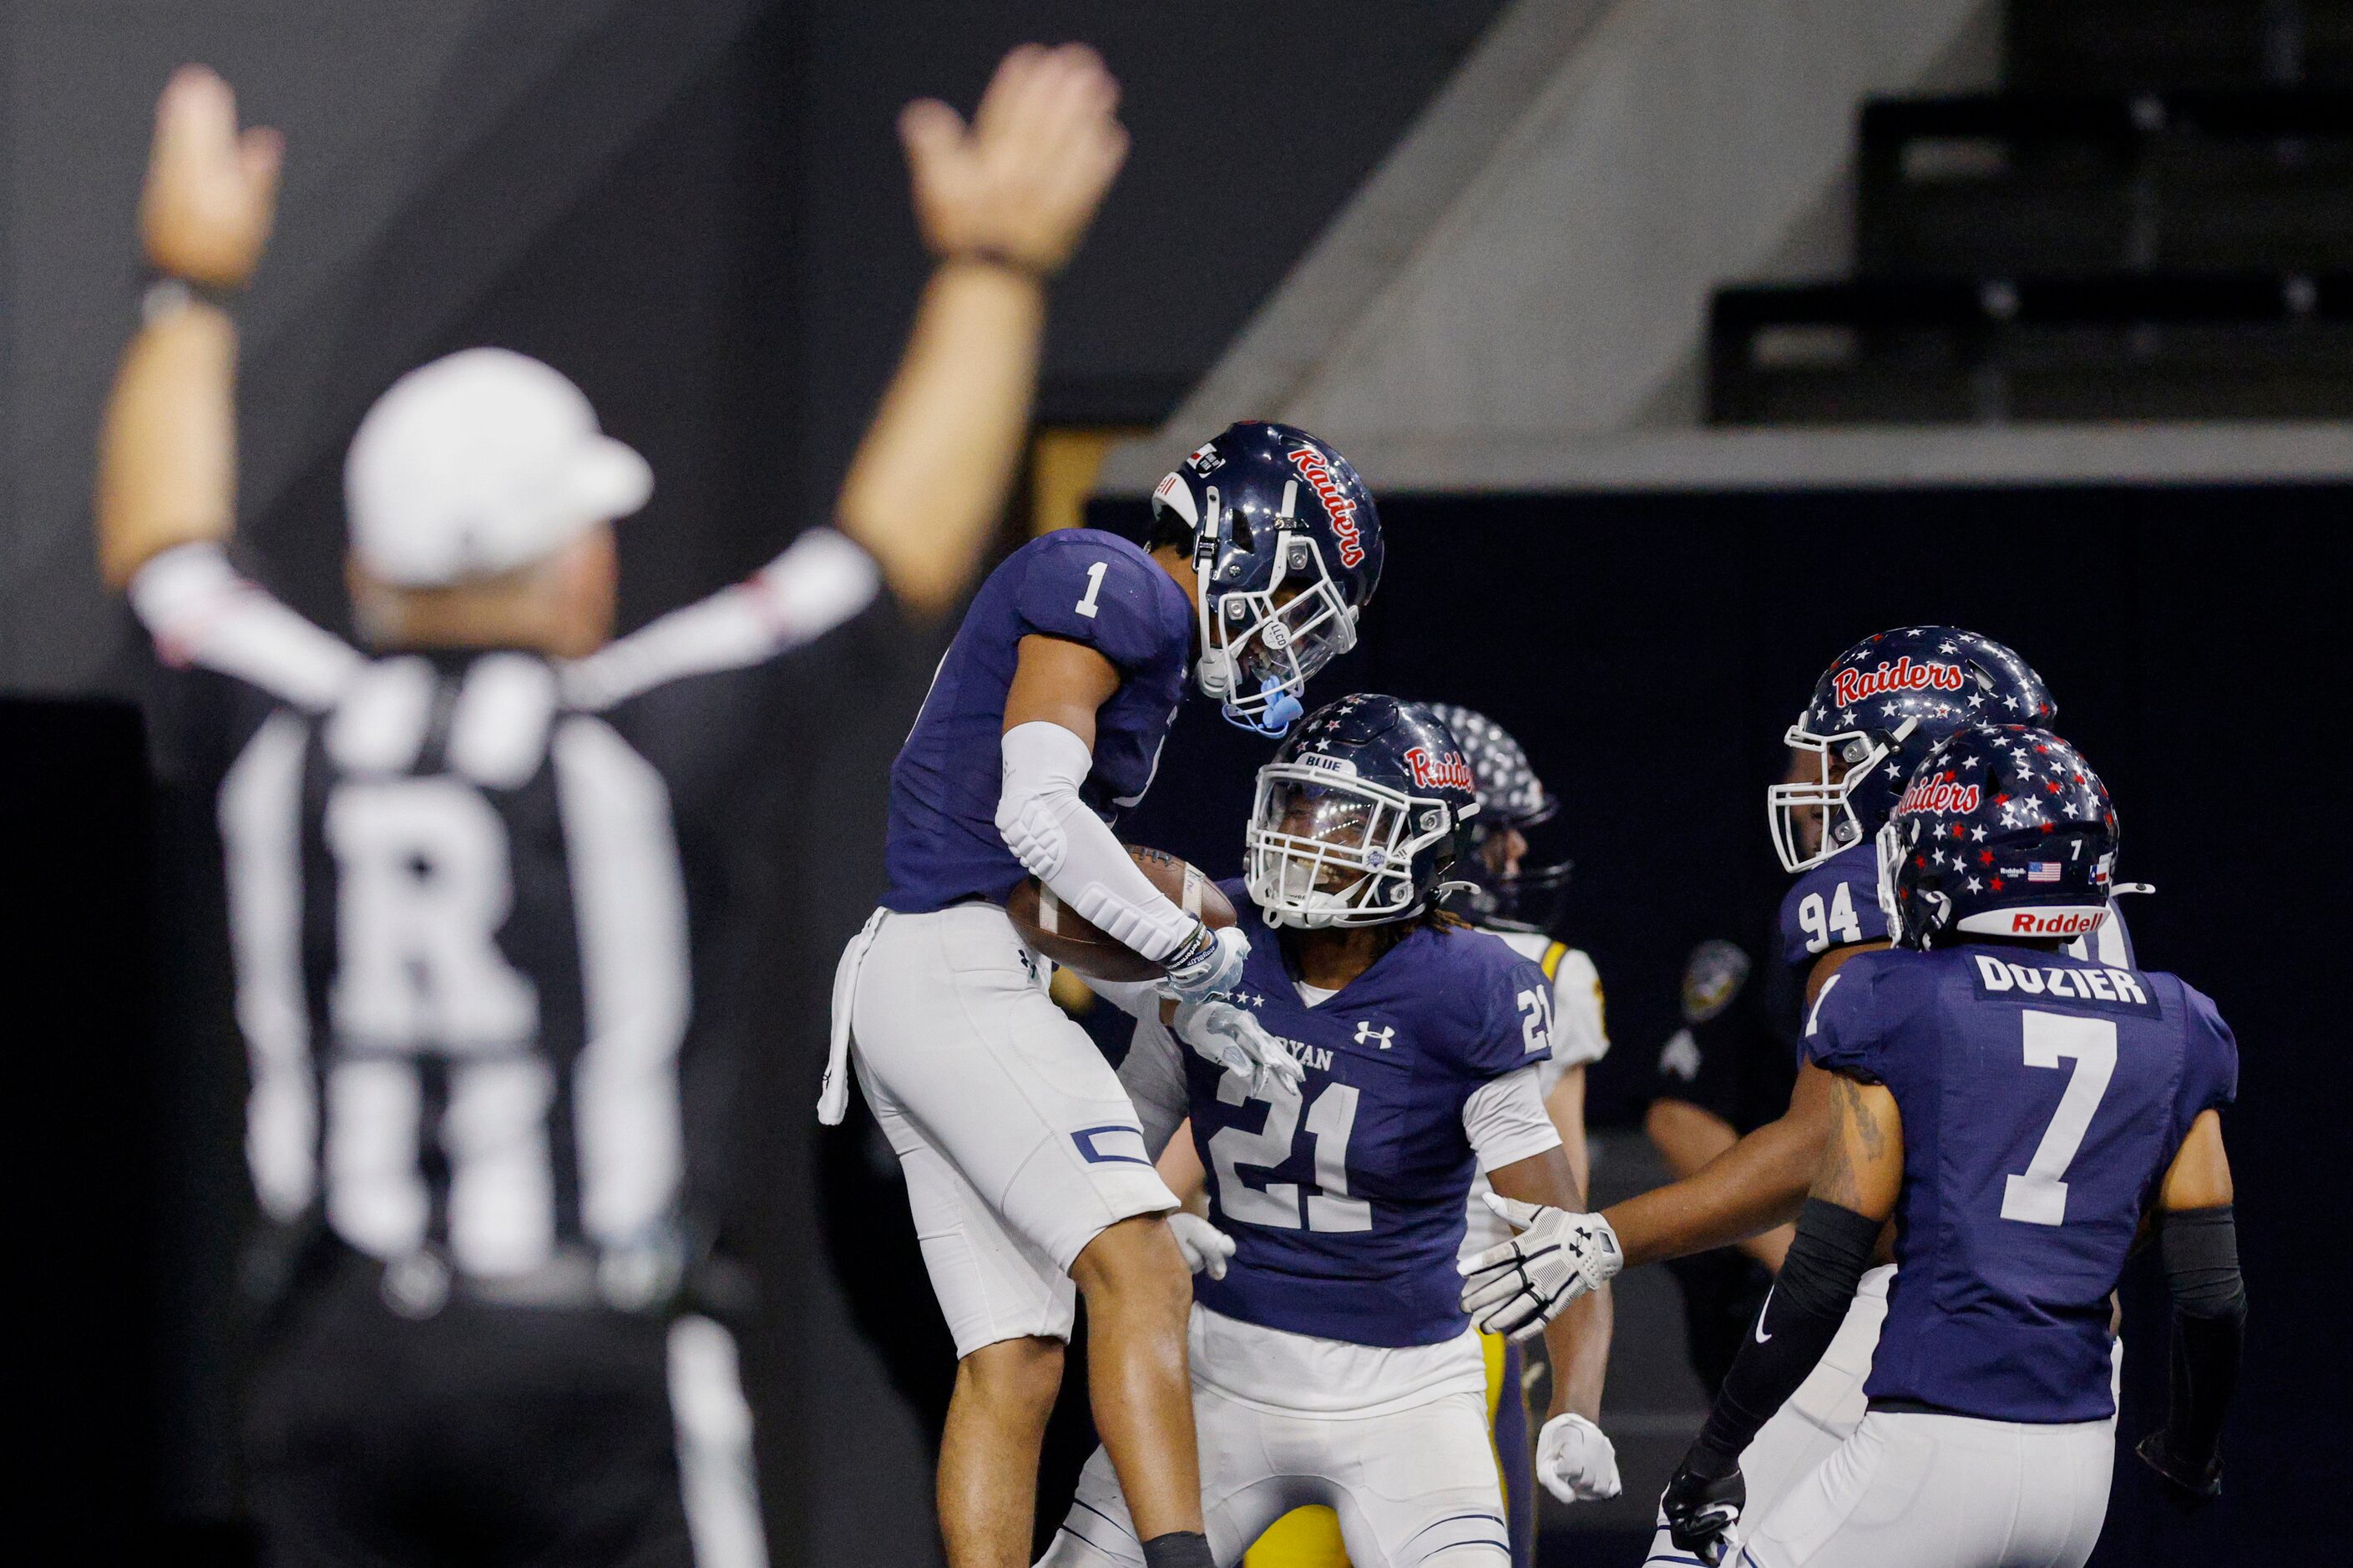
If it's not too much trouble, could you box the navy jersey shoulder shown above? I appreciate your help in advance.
[1189,887,1552,1348]
[1806,944,2239,1423]
[882,530,1192,912]
[1778,842,1891,970]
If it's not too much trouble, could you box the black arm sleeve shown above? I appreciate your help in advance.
[1688,1198,1881,1470]
[2156,1204,2246,1472]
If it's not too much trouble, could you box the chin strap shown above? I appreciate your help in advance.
[1222,675,1302,736]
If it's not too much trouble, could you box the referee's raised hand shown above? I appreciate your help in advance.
[898,43,1128,277]
[835,44,1131,618]
[102,66,282,589]
[141,64,281,289]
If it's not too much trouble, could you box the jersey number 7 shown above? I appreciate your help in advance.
[1999,1010,2118,1227]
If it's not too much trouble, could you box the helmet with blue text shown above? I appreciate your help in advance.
[1247,695,1477,928]
[1876,723,2118,949]
[1769,626,2057,875]
[1148,422,1384,736]
[1424,702,1572,934]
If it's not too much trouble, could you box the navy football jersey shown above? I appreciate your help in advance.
[882,529,1192,912]
[1187,883,1557,1348]
[1806,945,2238,1424]
[1778,842,1891,970]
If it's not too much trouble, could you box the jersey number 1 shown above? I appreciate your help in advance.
[1999,1009,2118,1227]
[1074,560,1108,620]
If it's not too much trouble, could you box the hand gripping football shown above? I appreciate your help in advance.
[1006,846,1237,982]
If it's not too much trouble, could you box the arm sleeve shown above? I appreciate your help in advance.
[1693,1197,1882,1464]
[1116,1013,1191,1159]
[2155,1205,2247,1474]
[561,529,881,711]
[1462,1065,1563,1171]
[129,542,362,711]
[997,721,1197,962]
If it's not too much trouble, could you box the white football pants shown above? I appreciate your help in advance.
[1646,1267,2126,1567]
[1731,1410,2113,1568]
[1037,1370,1507,1568]
[838,903,1176,1358]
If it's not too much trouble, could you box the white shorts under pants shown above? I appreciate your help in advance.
[841,903,1176,1358]
[1733,1410,2113,1568]
[1036,1328,1508,1568]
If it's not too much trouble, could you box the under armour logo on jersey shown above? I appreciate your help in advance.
[1354,1021,1394,1050]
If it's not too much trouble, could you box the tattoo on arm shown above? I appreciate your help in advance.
[1814,1073,1899,1219]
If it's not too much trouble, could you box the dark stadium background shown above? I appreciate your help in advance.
[4,4,2347,1565]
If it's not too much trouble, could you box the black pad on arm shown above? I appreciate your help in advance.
[2160,1204,2245,1319]
[1692,1198,1880,1466]
[2155,1204,2245,1478]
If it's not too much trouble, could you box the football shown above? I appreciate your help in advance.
[1006,847,1237,982]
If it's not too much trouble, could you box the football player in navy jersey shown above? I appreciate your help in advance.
[1237,705,1615,1568]
[1656,725,2243,1566]
[825,425,1383,1568]
[1456,628,2151,1565]
[1036,696,1612,1568]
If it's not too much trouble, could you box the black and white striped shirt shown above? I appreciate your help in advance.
[134,532,881,1287]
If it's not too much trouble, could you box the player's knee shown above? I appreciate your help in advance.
[1416,1544,1510,1568]
[1036,1525,1144,1568]
[954,1334,1065,1425]
[1070,1214,1192,1321]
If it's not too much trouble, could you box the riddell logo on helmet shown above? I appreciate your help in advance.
[1287,446,1365,569]
[1404,746,1475,792]
[2010,910,2103,936]
[1898,776,1981,815]
[1830,656,1965,710]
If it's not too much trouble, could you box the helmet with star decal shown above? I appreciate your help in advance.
[1876,722,2117,949]
[1424,702,1572,933]
[1769,627,2056,875]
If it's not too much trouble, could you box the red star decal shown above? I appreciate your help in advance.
[1990,876,2006,891]
[1995,792,2010,805]
[1979,850,1995,865]
[1952,823,1966,838]
[2040,822,2055,833]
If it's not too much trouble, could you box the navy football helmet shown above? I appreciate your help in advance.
[1151,422,1384,736]
[1425,702,1572,933]
[1769,627,2057,874]
[1877,723,2118,948]
[1247,694,1477,928]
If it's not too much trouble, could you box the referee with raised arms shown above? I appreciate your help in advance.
[99,52,1128,1568]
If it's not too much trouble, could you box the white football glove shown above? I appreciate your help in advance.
[1162,923,1250,1004]
[1167,1211,1235,1280]
[1172,996,1304,1099]
[1457,1193,1622,1340]
[1535,1413,1622,1505]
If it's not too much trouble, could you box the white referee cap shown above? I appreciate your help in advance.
[345,347,653,588]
